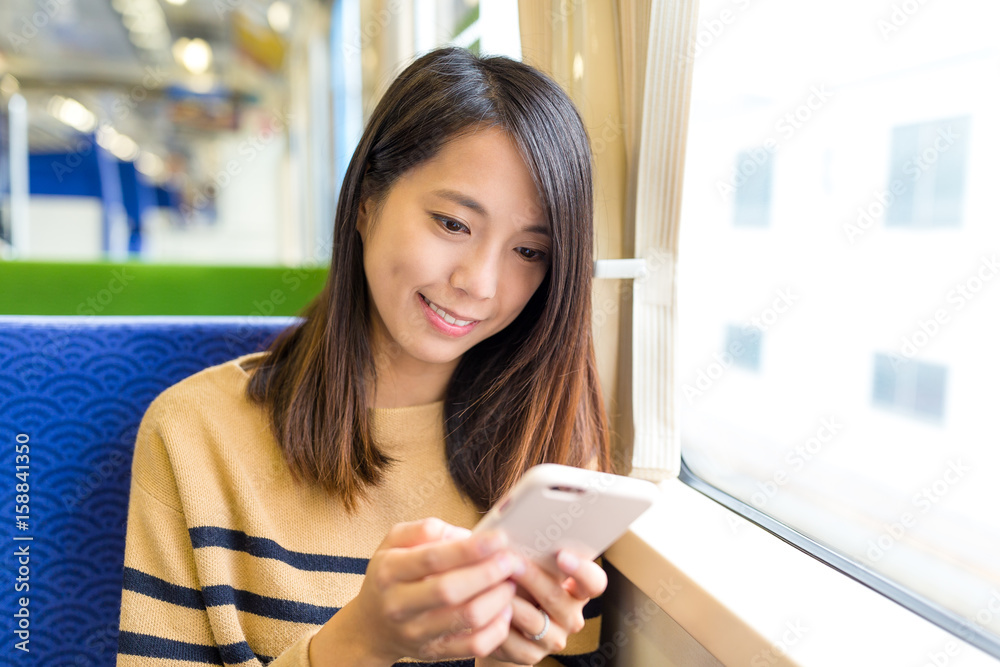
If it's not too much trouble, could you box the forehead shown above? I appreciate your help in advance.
[401,127,548,225]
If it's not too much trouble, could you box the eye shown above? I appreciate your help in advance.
[434,215,468,234]
[517,247,548,262]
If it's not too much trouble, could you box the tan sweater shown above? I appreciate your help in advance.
[116,352,600,666]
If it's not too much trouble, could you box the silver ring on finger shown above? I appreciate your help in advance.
[526,608,550,641]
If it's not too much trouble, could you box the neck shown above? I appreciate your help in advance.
[369,326,458,409]
[372,356,456,408]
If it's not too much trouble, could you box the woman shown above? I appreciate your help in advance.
[117,47,612,666]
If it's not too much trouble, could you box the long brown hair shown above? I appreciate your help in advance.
[246,47,611,511]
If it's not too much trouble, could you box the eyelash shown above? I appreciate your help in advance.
[433,215,549,263]
[436,216,468,234]
[517,247,547,262]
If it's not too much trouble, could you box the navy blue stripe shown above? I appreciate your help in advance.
[220,640,273,665]
[190,526,369,574]
[202,584,339,625]
[124,566,339,625]
[119,630,478,667]
[118,631,222,664]
[118,631,273,665]
[582,594,602,619]
[123,566,206,610]
[119,630,481,666]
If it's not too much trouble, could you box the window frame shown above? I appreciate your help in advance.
[604,473,1000,665]
[676,459,1000,659]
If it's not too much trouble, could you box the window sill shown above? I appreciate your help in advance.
[604,478,998,666]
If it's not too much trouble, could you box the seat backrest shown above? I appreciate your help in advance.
[0,315,299,665]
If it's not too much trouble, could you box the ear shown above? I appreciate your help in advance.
[356,198,370,238]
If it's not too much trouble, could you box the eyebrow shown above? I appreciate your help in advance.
[432,188,551,237]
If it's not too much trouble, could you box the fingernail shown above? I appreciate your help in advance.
[559,551,580,573]
[510,555,526,576]
[503,605,513,621]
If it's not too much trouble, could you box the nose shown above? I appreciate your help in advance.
[451,245,501,301]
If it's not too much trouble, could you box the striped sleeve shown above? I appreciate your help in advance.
[117,481,321,666]
[116,406,318,667]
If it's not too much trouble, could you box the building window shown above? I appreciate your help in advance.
[872,353,947,421]
[732,148,772,227]
[725,325,761,371]
[885,116,970,228]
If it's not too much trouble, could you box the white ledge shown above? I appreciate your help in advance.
[605,478,998,666]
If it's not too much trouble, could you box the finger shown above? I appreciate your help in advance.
[420,598,514,661]
[556,551,607,600]
[510,559,576,631]
[501,597,561,663]
[382,530,512,582]
[511,595,551,639]
[497,629,556,665]
[420,580,516,638]
[393,550,525,616]
[381,517,471,549]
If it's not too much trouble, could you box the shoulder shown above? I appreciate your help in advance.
[130,352,279,515]
[140,351,268,436]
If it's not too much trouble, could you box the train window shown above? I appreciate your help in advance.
[676,0,1000,653]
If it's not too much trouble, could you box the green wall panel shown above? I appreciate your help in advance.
[0,261,329,316]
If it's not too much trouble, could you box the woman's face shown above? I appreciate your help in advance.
[357,126,550,380]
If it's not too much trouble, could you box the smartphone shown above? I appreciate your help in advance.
[473,463,659,576]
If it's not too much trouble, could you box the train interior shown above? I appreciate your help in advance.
[1,0,998,665]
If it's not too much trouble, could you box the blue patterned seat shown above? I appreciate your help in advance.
[0,316,298,666]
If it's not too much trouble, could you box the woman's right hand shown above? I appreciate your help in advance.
[309,517,524,667]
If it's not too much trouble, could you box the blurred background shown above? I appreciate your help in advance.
[0,0,518,267]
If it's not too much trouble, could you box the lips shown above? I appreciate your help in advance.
[420,294,478,326]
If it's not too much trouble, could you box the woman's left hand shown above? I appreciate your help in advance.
[480,549,607,666]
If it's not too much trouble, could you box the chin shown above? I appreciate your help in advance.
[407,343,468,366]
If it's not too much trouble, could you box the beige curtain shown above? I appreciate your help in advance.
[518,0,699,481]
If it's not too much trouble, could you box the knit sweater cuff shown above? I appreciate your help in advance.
[266,626,322,667]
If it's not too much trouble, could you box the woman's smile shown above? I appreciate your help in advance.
[418,292,480,336]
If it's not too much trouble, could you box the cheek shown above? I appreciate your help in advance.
[501,270,547,322]
[367,244,412,290]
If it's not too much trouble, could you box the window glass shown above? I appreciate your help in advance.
[678,0,1000,640]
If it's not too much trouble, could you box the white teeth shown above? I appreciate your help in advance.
[422,296,473,326]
